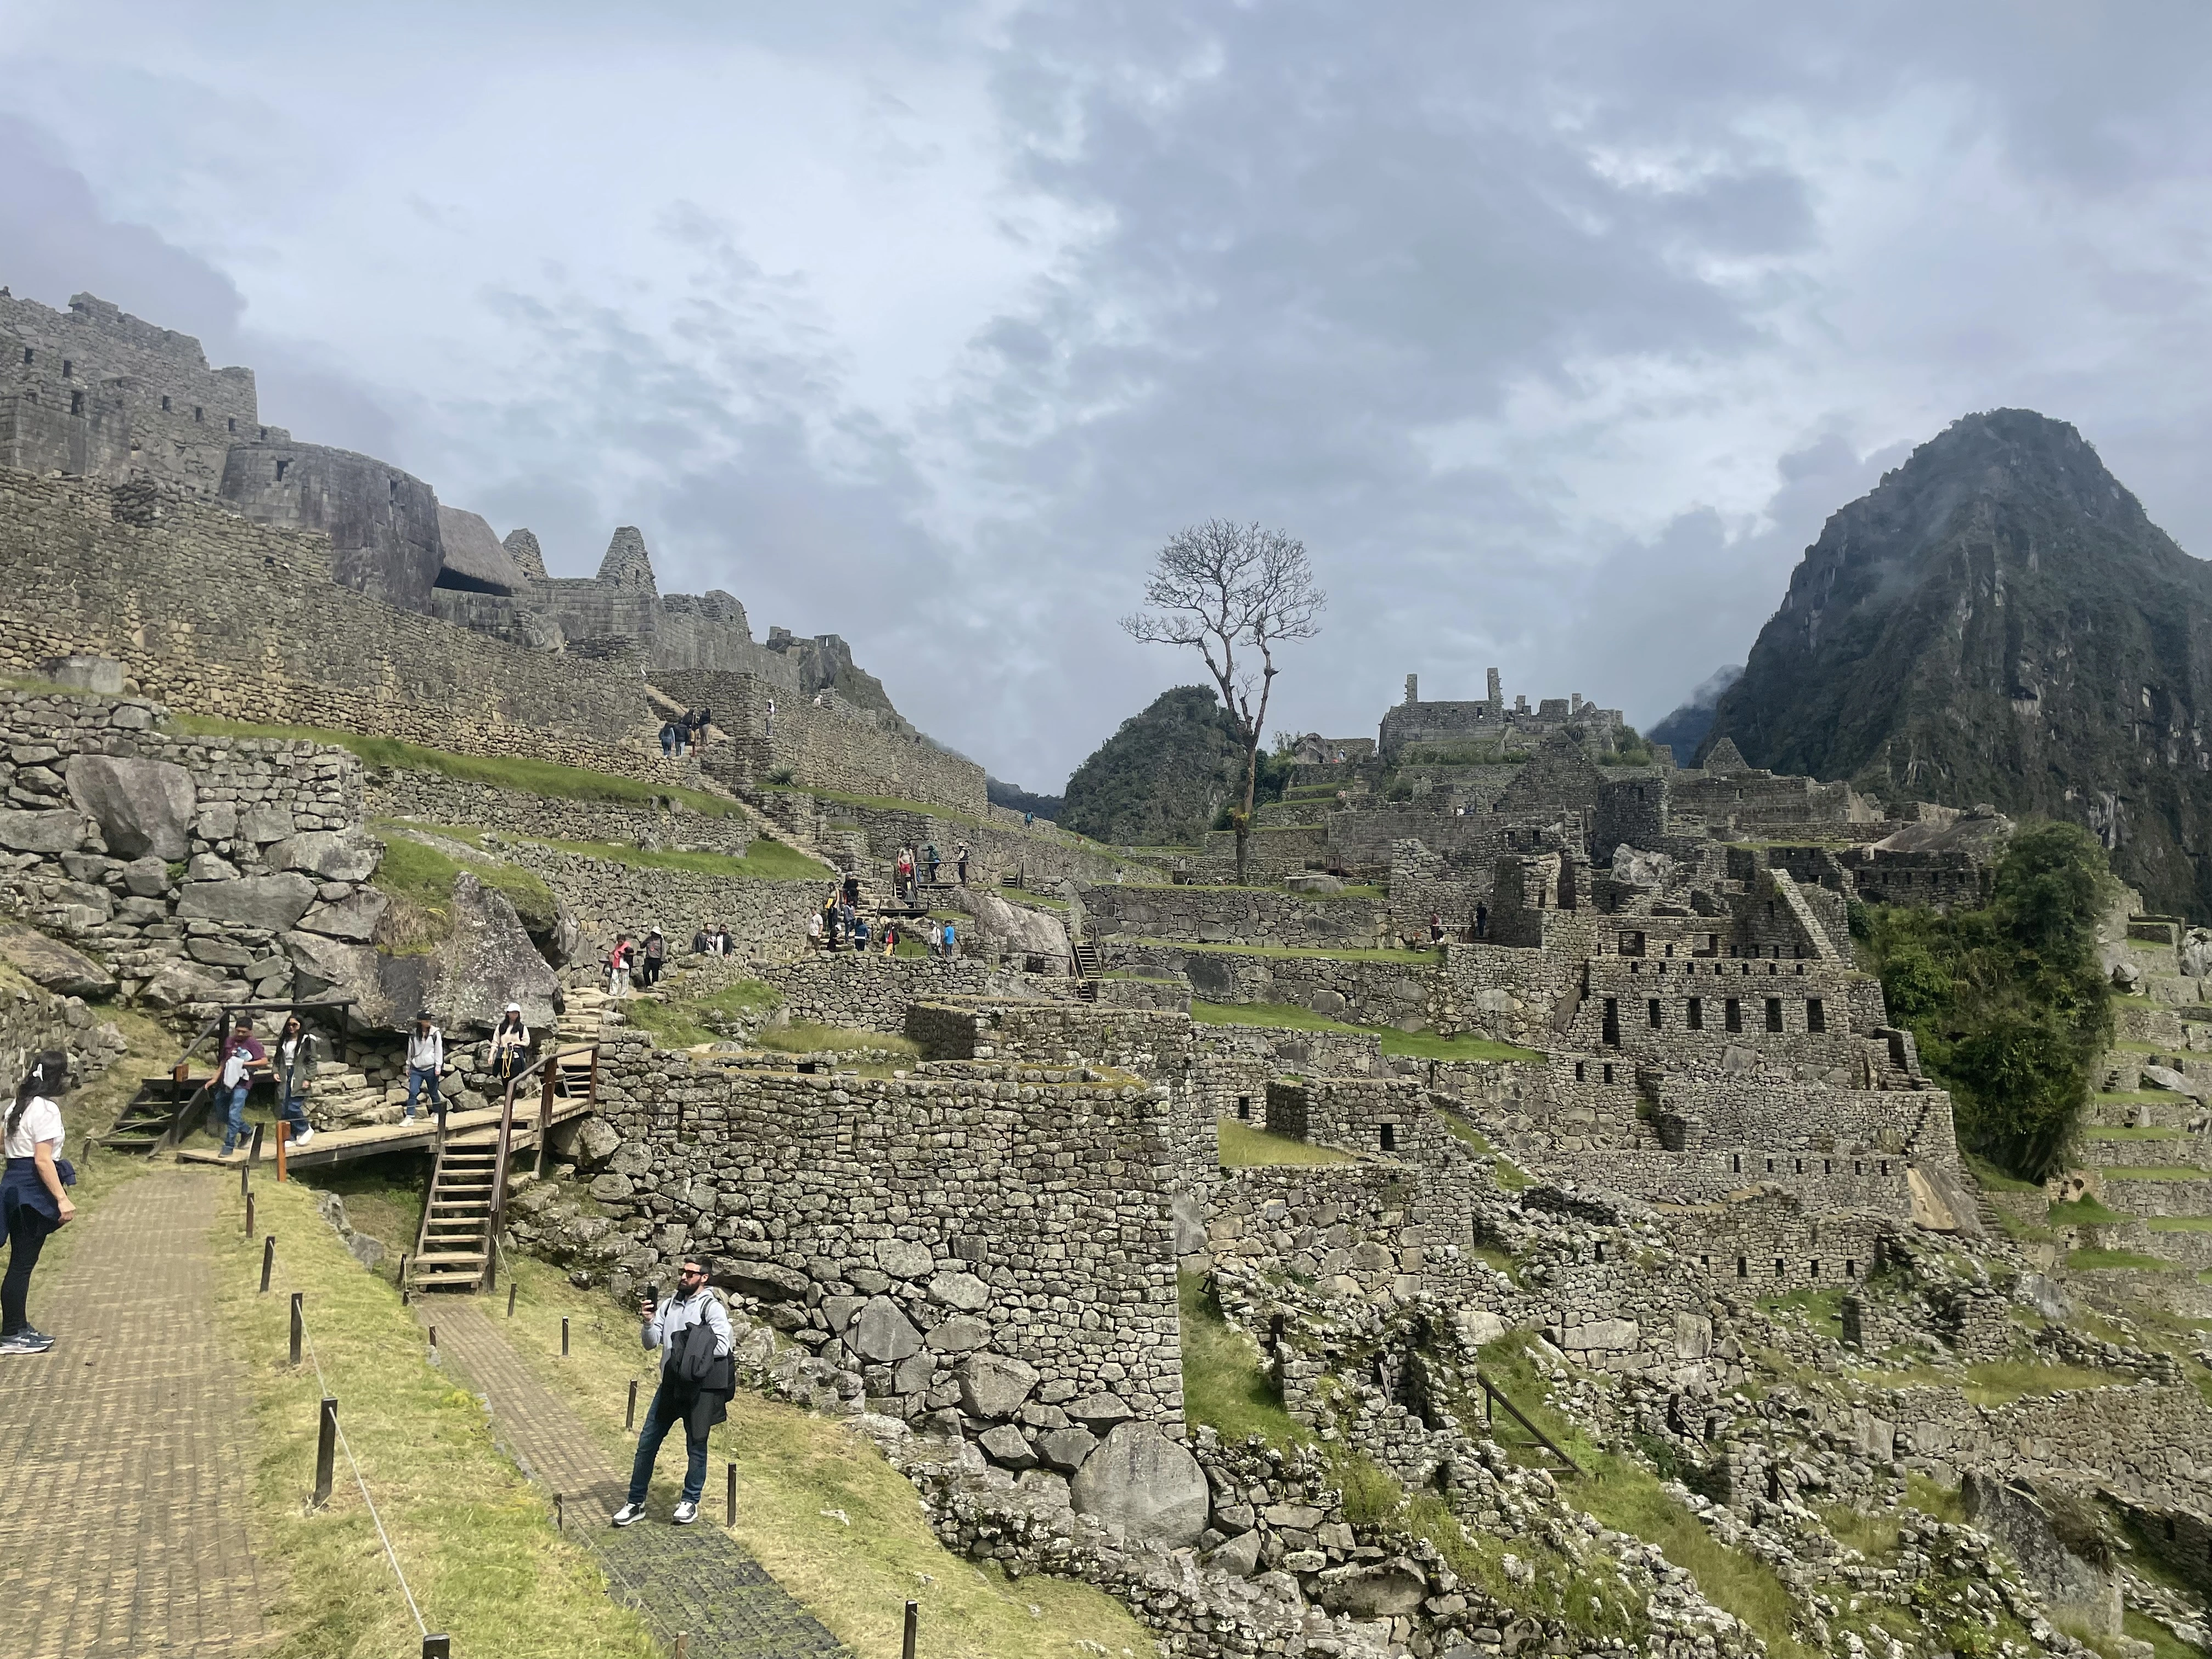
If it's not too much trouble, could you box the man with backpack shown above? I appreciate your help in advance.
[613,1259,732,1527]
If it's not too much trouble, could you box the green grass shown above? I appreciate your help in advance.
[216,1178,659,1657]
[1178,1270,1307,1447]
[2083,1125,2185,1141]
[1000,886,1067,909]
[368,821,560,950]
[2145,1216,2212,1231]
[300,1151,431,1265]
[1189,1000,1542,1062]
[1904,1472,1966,1523]
[1760,1286,1846,1339]
[526,834,831,884]
[624,980,785,1049]
[1143,938,1442,964]
[168,713,744,818]
[2097,1165,2209,1182]
[1820,1503,1901,1559]
[753,1022,919,1058]
[764,783,986,828]
[1435,1113,1536,1190]
[1216,1117,1357,1166]
[2068,1248,2178,1271]
[2050,1197,2131,1226]
[495,1253,1149,1658]
[1866,1359,2129,1403]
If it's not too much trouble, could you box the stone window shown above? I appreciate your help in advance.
[60,359,72,378]
[275,458,291,482]
[1823,1159,1832,1173]
[69,390,82,415]
[1774,1259,1785,1278]
[1736,1256,1748,1278]
[1237,1094,1251,1120]
[161,394,171,411]
[1810,1260,1820,1278]
[227,416,236,433]
[1730,1153,1741,1173]
[1380,1122,1396,1152]
[1765,1157,1775,1173]
[1602,1063,1615,1085]
[1764,997,1784,1032]
[193,405,204,422]
[1854,1159,1864,1174]
[1687,997,1703,1030]
[390,476,400,500]
[1844,1259,1858,1278]
[1574,1061,1585,1081]
[1805,997,1825,1032]
[1878,1160,1889,1176]
[1724,998,1741,1033]
[1793,1157,1803,1173]
[258,425,268,440]
[1646,998,1662,1028]
[1601,997,1619,1046]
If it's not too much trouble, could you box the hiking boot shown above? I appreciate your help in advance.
[672,1500,698,1526]
[611,1502,645,1527]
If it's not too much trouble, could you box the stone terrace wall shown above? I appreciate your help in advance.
[757,955,1046,1033]
[1893,1381,2212,1513]
[366,770,755,856]
[1080,883,1390,950]
[1103,943,1444,1031]
[490,843,821,967]
[586,1031,1184,1433]
[1543,1149,1920,1218]
[0,687,370,1011]
[1265,1076,1451,1164]
[1206,1160,1492,1301]
[662,669,986,816]
[0,961,129,1096]
[752,788,1148,892]
[0,470,661,775]
[906,1000,1194,1074]
[1654,1074,1961,1166]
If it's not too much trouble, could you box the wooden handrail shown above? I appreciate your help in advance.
[484,1042,599,1294]
[1474,1369,1581,1476]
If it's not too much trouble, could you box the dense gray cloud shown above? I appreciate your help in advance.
[1,3,2208,791]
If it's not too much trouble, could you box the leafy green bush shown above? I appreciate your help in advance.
[1858,822,2114,1180]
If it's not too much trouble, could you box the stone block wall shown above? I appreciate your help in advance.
[1653,1074,1960,1165]
[0,471,661,776]
[1265,1076,1449,1164]
[748,788,1146,893]
[1543,1149,1920,1218]
[1893,1381,2212,1514]
[494,842,823,967]
[0,686,372,1011]
[0,962,129,1098]
[756,955,1043,1034]
[1206,1161,1491,1302]
[1104,942,1443,1031]
[1079,883,1390,950]
[365,769,757,855]
[584,1032,1185,1434]
[1564,955,1875,1070]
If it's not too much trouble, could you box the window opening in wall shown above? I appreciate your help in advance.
[1855,1159,1864,1174]
[1699,1254,1709,1271]
[1810,1260,1819,1278]
[60,359,71,378]
[1795,961,1805,973]
[227,416,236,433]
[1793,1157,1803,1173]
[193,405,203,422]
[1594,1242,1605,1263]
[1764,1157,1774,1173]
[1806,997,1825,1032]
[19,347,29,365]
[160,395,171,411]
[1764,997,1784,1032]
[1574,1061,1585,1082]
[1647,998,1662,1028]
[275,458,290,482]
[1724,997,1741,1033]
[1730,1153,1741,1173]
[1601,997,1619,1046]
[1844,1259,1858,1278]
[1657,960,1667,975]
[390,476,399,500]
[69,390,82,415]
[1708,934,1719,953]
[1380,1122,1396,1152]
[258,426,268,440]
[1688,997,1703,1030]
[1879,1160,1889,1176]
[1766,900,1775,918]
[1824,1159,1832,1173]
[1665,941,1675,957]
[1601,1063,1614,1085]
[1774,1259,1785,1278]
[1237,1094,1251,1121]
[1736,1256,1748,1278]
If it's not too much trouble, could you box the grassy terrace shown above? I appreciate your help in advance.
[2097,1165,2210,1181]
[1137,938,1442,964]
[2068,1248,2180,1272]
[1192,1000,1542,1063]
[1860,1358,2133,1403]
[1216,1118,1359,1166]
[1107,879,1388,901]
[377,819,831,884]
[166,713,745,819]
[369,820,560,947]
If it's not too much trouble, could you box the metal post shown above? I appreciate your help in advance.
[626,1378,637,1430]
[726,1460,736,1527]
[506,1282,517,1319]
[421,1637,452,1658]
[561,1316,569,1357]
[290,1292,303,1367]
[259,1235,275,1294]
[902,1599,918,1659]
[313,1397,337,1506]
[244,1190,255,1237]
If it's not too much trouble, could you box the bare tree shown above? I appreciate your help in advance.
[1122,521,1325,884]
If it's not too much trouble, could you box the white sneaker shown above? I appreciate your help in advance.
[672,1500,698,1526]
[294,1127,314,1146]
[611,1502,645,1527]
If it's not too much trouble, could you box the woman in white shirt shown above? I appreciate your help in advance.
[3,1051,75,1356]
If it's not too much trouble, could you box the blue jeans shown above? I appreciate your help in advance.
[626,1378,707,1506]
[218,1084,250,1154]
[404,1066,441,1122]
[280,1087,310,1132]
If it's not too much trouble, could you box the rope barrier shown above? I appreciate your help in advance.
[294,1313,431,1638]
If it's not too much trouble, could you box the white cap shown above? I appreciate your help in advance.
[506,1002,522,1013]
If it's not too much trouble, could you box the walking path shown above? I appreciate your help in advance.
[0,1170,269,1658]
[432,1302,847,1658]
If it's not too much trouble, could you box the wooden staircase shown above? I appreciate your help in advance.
[98,1069,209,1154]
[410,1133,500,1292]
[1073,941,1101,1002]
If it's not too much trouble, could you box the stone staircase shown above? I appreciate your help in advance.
[1768,868,1841,961]
[304,1064,388,1128]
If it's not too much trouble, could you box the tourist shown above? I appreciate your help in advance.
[853,913,871,953]
[490,1003,530,1086]
[403,1011,445,1125]
[837,898,857,948]
[956,842,969,884]
[1429,912,1444,944]
[273,1014,319,1148]
[821,891,840,948]
[659,720,677,759]
[701,706,714,732]
[714,924,732,955]
[765,697,777,738]
[641,928,666,988]
[216,1015,268,1157]
[612,1257,733,1528]
[923,842,940,885]
[2,1051,74,1356]
[1024,810,1034,830]
[691,926,711,954]
[882,922,899,957]
[940,919,956,960]
[842,873,860,907]
[806,908,823,949]
[607,933,634,997]
[896,847,915,904]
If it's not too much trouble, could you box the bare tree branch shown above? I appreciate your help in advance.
[1120,520,1326,882]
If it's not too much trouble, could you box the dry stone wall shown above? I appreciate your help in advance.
[1103,941,1444,1030]
[1080,883,1390,950]
[757,955,1045,1034]
[583,1032,1186,1437]
[487,843,821,967]
[366,770,756,855]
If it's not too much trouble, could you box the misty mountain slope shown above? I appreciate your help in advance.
[1648,663,1741,758]
[1703,408,2212,916]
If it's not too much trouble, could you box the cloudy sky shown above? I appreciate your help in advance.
[3,2,2208,789]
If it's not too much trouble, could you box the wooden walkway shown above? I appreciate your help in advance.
[176,1096,592,1173]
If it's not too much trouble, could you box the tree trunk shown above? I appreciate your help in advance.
[1234,733,1260,885]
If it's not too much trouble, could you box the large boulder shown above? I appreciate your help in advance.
[952,887,1071,966]
[848,1297,922,1363]
[296,888,388,942]
[958,1353,1039,1419]
[0,809,89,854]
[38,654,124,694]
[1068,1422,1209,1548]
[0,919,114,998]
[268,831,380,882]
[425,874,558,1033]
[1315,1560,1429,1619]
[65,754,194,860]
[177,872,319,932]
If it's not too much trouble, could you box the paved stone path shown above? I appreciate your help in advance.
[433,1302,848,1658]
[0,1170,269,1658]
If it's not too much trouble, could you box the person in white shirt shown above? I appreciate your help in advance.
[403,1012,444,1125]
[611,1258,733,1527]
[3,1051,75,1355]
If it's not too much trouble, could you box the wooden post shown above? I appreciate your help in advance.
[537,1057,556,1178]
[244,1190,255,1237]
[561,1316,569,1357]
[249,1122,264,1167]
[313,1397,337,1506]
[554,1492,563,1531]
[726,1460,736,1527]
[675,1635,689,1659]
[421,1637,452,1658]
[289,1292,303,1367]
[275,1119,289,1183]
[240,1163,250,1198]
[902,1599,918,1659]
[428,1325,439,1353]
[259,1235,275,1294]
[506,1282,517,1319]
[397,1252,409,1289]
[626,1378,637,1430]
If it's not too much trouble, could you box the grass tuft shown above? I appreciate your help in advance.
[1189,1000,1542,1062]
[1177,1269,1307,1447]
[1216,1117,1358,1166]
